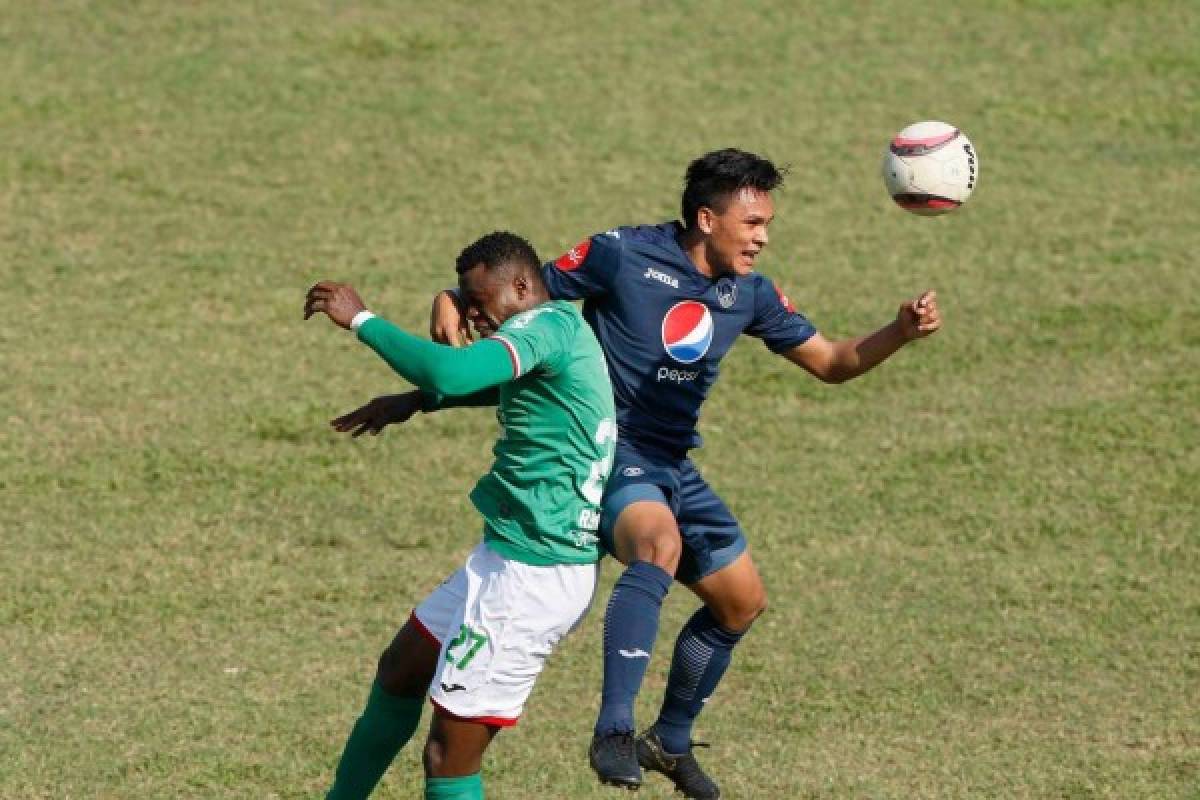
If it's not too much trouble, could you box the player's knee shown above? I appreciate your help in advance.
[646,527,682,572]
[716,592,767,632]
[375,646,404,693]
[618,523,682,573]
[613,502,682,572]
[745,594,768,627]
[375,644,424,697]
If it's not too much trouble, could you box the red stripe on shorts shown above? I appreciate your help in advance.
[430,698,519,728]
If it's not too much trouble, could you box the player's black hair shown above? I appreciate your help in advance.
[680,148,787,229]
[455,231,542,278]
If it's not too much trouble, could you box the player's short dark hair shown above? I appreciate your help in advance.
[680,148,787,229]
[455,231,541,278]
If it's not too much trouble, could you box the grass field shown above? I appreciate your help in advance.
[2,1,1198,798]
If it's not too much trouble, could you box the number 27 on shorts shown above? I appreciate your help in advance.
[444,624,488,669]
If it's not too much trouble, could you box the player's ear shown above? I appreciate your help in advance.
[513,273,529,299]
[696,206,716,235]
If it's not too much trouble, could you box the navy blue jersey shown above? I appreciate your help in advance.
[542,222,816,454]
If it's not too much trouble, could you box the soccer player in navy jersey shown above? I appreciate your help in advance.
[430,150,942,799]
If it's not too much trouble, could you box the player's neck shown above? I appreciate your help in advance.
[521,287,551,309]
[677,226,718,279]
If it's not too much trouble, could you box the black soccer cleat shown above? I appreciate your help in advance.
[636,729,720,799]
[589,731,643,790]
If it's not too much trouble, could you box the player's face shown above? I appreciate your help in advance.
[702,188,774,276]
[458,263,523,338]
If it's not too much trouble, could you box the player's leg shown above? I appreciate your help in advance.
[325,617,442,800]
[638,466,763,799]
[595,498,682,735]
[426,542,596,797]
[662,551,766,746]
[590,451,683,787]
[421,713,497,799]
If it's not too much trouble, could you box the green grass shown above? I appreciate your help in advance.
[2,1,1198,797]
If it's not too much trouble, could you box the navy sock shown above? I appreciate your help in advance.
[652,606,744,754]
[593,560,674,736]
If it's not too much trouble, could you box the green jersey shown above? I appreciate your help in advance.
[468,302,615,565]
[355,300,615,566]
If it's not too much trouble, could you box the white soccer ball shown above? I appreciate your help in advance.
[881,121,978,216]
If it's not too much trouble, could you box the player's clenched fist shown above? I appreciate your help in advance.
[304,281,367,330]
[896,290,941,340]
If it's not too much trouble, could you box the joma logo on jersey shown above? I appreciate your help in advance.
[644,267,679,289]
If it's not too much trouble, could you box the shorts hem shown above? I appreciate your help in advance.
[430,698,519,728]
[680,535,748,584]
[409,612,442,647]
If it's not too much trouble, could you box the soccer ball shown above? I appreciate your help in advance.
[881,121,978,216]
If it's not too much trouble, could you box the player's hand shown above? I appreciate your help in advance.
[897,290,941,341]
[330,392,423,437]
[430,289,473,347]
[304,281,367,330]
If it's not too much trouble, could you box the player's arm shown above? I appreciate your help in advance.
[304,281,519,396]
[428,232,621,345]
[783,291,941,383]
[329,387,497,438]
[330,391,423,437]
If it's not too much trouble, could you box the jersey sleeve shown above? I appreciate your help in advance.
[745,275,817,353]
[357,317,516,395]
[490,305,575,378]
[539,231,622,300]
[420,387,500,412]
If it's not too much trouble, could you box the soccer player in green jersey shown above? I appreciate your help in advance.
[304,232,617,800]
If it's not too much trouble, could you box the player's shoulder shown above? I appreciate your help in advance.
[613,220,683,252]
[746,270,799,313]
[585,221,677,251]
[503,300,580,335]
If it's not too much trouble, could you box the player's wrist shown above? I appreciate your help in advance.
[350,310,376,332]
[887,317,914,344]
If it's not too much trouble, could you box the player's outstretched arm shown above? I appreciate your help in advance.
[331,392,423,437]
[304,280,516,397]
[784,291,941,383]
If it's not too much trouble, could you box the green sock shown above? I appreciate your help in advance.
[424,772,484,799]
[326,681,425,800]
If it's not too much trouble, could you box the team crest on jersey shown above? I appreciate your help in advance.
[715,278,737,309]
[554,239,591,271]
[661,301,713,364]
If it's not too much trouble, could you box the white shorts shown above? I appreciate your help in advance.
[411,542,598,726]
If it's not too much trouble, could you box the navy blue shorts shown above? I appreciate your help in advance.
[599,439,746,585]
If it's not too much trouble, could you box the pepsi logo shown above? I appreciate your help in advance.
[661,301,713,364]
